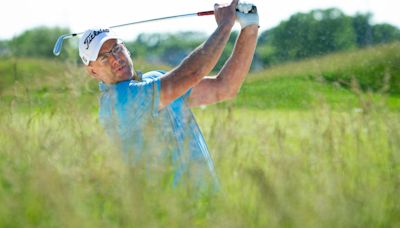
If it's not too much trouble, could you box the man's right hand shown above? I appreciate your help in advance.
[213,0,239,28]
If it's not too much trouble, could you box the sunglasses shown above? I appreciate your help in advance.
[97,40,126,65]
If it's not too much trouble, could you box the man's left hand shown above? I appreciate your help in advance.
[236,2,259,29]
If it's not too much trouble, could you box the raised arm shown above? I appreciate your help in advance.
[188,4,259,107]
[158,0,239,110]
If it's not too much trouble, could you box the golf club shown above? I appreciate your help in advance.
[53,6,256,56]
[53,10,215,56]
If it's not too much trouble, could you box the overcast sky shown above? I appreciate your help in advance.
[3,0,399,40]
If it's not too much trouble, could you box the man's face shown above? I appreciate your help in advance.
[87,39,134,84]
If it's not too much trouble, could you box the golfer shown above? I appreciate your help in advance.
[79,0,259,190]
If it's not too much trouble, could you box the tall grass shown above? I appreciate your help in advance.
[1,97,399,227]
[208,102,400,226]
[0,47,399,227]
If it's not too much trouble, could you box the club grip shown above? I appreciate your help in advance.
[197,10,214,16]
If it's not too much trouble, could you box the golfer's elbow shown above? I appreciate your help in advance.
[213,76,241,101]
[220,87,240,101]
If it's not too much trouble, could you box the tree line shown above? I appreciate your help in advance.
[1,8,399,70]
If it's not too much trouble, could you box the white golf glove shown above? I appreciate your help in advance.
[236,2,259,29]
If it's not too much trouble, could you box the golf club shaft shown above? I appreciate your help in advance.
[110,10,214,29]
[53,10,214,56]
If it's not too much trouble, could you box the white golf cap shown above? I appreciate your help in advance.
[78,28,119,65]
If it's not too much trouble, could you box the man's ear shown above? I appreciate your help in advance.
[85,65,99,80]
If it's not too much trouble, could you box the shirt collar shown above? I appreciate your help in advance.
[98,71,143,92]
[99,81,114,92]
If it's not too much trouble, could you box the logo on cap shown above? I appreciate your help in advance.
[84,29,110,50]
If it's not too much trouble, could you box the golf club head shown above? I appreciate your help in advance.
[53,35,66,56]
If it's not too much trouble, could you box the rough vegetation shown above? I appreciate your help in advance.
[0,40,399,227]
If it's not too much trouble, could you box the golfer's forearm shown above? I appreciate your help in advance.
[178,24,231,78]
[159,24,232,108]
[216,25,258,98]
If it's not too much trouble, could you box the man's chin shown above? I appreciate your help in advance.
[116,68,133,81]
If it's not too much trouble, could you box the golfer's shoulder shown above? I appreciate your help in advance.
[142,70,166,79]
